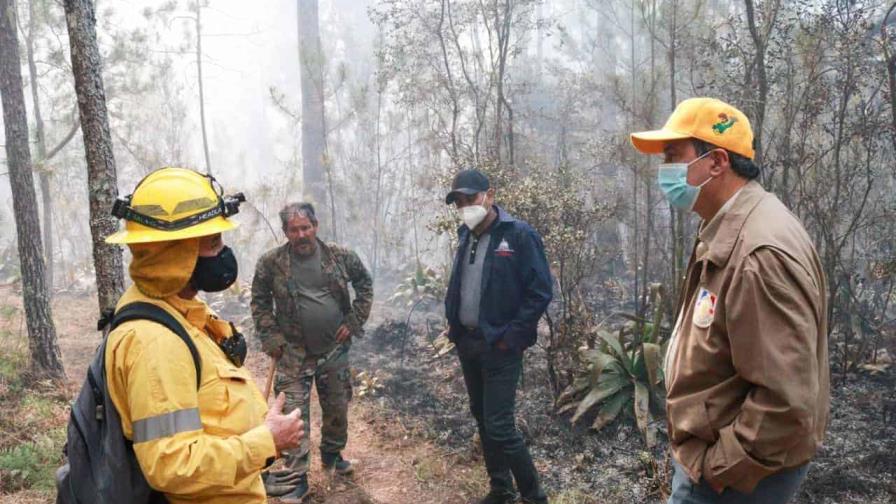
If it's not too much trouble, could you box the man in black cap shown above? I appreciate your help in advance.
[444,169,553,504]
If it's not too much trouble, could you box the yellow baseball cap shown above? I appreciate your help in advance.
[630,97,755,159]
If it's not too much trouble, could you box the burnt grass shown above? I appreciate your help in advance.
[209,284,896,504]
[350,309,896,504]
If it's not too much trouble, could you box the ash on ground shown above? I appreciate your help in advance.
[350,307,896,504]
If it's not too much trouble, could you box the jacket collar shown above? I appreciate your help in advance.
[162,293,209,329]
[118,284,213,334]
[494,205,516,225]
[697,180,768,267]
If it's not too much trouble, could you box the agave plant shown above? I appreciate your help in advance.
[557,288,667,447]
[557,330,666,445]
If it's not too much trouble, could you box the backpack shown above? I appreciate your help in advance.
[55,302,202,504]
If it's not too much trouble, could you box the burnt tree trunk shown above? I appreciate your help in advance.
[0,0,64,380]
[62,0,124,314]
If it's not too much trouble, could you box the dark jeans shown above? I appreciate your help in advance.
[456,332,547,503]
[668,461,809,504]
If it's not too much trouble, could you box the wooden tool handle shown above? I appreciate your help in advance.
[263,355,279,400]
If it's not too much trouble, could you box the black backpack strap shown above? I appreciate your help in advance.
[111,302,202,389]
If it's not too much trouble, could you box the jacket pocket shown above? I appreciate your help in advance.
[202,363,260,436]
[490,250,518,278]
[667,395,716,443]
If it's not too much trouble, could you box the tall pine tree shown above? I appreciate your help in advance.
[63,0,125,314]
[0,0,64,379]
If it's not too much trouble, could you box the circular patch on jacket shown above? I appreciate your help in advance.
[693,287,717,329]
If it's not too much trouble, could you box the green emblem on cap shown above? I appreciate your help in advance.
[712,113,737,134]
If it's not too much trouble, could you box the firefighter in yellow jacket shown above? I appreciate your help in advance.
[103,167,303,503]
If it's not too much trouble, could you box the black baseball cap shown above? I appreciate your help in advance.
[445,169,490,205]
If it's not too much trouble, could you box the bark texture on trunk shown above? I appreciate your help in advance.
[63,0,125,314]
[0,0,64,379]
[297,0,328,217]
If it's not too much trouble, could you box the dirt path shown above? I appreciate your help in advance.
[2,289,486,504]
[242,351,487,504]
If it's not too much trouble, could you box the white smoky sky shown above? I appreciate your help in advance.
[0,0,601,246]
[114,0,378,189]
[0,0,379,250]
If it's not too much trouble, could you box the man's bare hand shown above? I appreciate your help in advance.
[265,392,303,453]
[335,324,351,343]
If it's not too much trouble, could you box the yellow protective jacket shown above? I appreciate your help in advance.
[105,285,276,503]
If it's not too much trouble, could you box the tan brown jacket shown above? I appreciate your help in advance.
[666,180,829,494]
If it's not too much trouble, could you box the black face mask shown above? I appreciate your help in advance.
[190,246,238,292]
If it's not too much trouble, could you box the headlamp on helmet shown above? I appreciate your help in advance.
[111,173,244,232]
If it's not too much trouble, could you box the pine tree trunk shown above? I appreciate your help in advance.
[297,0,327,219]
[195,0,213,175]
[63,0,125,314]
[37,172,53,286]
[26,0,54,292]
[0,0,64,380]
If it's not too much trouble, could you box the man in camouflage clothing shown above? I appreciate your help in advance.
[251,202,373,503]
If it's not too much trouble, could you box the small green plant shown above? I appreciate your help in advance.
[0,304,17,320]
[0,443,41,492]
[0,328,27,383]
[389,264,445,307]
[0,429,65,492]
[392,265,449,363]
[21,394,58,421]
[557,286,667,447]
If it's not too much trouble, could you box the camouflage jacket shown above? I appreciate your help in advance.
[250,239,373,356]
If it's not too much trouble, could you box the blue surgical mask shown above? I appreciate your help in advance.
[657,151,715,211]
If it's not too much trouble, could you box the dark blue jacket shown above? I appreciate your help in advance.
[445,205,553,350]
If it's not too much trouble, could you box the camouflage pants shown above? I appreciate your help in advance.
[274,344,352,477]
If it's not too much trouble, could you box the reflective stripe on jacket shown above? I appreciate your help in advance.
[106,285,276,503]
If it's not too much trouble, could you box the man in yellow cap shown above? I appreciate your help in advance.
[99,167,303,503]
[631,98,829,503]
